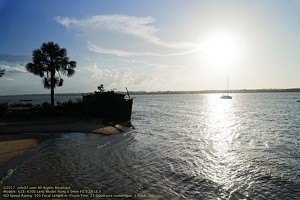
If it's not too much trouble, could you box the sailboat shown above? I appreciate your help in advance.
[220,76,232,99]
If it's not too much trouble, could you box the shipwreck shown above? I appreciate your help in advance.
[83,90,133,121]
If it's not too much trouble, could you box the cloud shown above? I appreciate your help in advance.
[55,14,199,56]
[87,41,203,57]
[55,15,162,46]
[87,63,153,88]
[2,77,14,81]
[0,54,31,63]
[0,65,28,82]
[0,65,27,73]
[87,42,139,57]
[127,59,167,69]
[133,73,153,85]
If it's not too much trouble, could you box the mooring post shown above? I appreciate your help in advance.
[125,87,131,99]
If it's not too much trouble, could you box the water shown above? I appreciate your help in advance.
[1,93,300,199]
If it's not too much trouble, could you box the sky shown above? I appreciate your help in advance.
[1,0,300,95]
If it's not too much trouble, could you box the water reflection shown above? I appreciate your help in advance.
[203,94,240,193]
[5,132,137,190]
[2,93,298,199]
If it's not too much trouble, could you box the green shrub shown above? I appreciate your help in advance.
[0,102,9,118]
[42,102,51,108]
[10,102,33,108]
[56,98,84,114]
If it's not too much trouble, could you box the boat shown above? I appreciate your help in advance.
[220,76,232,99]
[220,94,232,99]
[83,89,133,121]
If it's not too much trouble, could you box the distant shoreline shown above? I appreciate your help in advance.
[127,88,300,95]
[1,88,300,97]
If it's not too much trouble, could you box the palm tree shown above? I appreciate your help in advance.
[0,69,5,77]
[26,42,77,106]
[97,84,105,93]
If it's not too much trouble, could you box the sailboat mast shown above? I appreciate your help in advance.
[220,76,232,99]
[226,76,228,95]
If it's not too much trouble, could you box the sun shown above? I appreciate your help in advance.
[202,32,240,66]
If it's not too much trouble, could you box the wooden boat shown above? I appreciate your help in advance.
[83,90,133,121]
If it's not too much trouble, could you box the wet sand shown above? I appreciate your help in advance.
[0,118,121,166]
[0,134,47,166]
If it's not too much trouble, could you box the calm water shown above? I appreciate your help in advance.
[1,93,300,199]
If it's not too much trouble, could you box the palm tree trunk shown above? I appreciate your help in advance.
[50,69,55,107]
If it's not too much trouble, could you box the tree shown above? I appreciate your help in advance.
[97,84,105,93]
[0,69,5,77]
[26,42,77,106]
[97,84,115,93]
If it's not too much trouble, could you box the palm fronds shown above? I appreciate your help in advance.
[26,41,77,106]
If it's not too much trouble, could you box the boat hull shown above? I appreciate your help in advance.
[221,76,232,99]
[83,92,133,121]
[220,95,232,99]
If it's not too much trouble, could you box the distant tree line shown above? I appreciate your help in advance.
[122,88,300,95]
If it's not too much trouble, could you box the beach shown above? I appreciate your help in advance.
[0,134,47,166]
[0,117,121,166]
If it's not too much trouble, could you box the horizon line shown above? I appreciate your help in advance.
[1,88,300,96]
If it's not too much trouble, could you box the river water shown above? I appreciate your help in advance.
[1,93,300,199]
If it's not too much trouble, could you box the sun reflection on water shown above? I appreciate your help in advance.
[203,94,240,191]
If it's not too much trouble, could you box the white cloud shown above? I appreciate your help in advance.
[0,65,27,73]
[55,14,199,56]
[54,14,206,91]
[127,59,167,69]
[87,63,153,88]
[87,41,202,57]
[1,77,14,81]
[55,15,159,43]
[87,42,139,57]
[133,73,153,85]
[55,15,156,38]
[87,42,164,57]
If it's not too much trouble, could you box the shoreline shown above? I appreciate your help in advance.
[0,117,122,166]
[0,134,49,166]
[0,117,121,134]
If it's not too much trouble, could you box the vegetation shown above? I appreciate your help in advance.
[0,69,5,77]
[97,84,115,93]
[0,103,8,119]
[25,42,77,107]
[0,98,85,121]
[1,85,118,121]
[97,84,105,93]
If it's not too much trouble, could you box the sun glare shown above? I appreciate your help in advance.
[202,32,240,66]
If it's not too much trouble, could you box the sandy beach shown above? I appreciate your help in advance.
[0,134,47,166]
[0,117,121,166]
